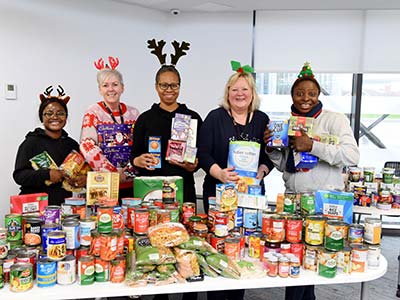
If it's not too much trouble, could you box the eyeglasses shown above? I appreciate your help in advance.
[158,83,180,90]
[43,111,67,118]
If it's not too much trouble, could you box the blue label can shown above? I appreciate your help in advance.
[234,207,243,227]
[243,208,258,229]
[37,258,57,287]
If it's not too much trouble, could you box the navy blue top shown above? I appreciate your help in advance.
[198,107,274,212]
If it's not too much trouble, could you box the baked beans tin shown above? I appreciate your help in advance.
[243,208,258,229]
[10,262,33,292]
[5,214,22,242]
[134,208,149,235]
[209,234,225,253]
[80,218,96,246]
[97,206,113,234]
[95,257,110,282]
[324,220,347,251]
[248,232,263,258]
[57,254,76,285]
[78,255,95,285]
[318,249,337,278]
[41,223,61,253]
[305,215,326,246]
[63,219,80,249]
[47,231,67,261]
[350,243,368,273]
[367,244,381,269]
[182,202,196,225]
[364,218,382,245]
[37,258,57,287]
[348,224,364,244]
[44,206,61,224]
[110,255,126,283]
[22,217,43,246]
[285,215,302,243]
[268,215,285,242]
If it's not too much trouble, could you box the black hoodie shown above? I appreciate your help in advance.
[13,128,80,206]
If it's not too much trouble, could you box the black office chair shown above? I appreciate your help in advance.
[384,161,400,177]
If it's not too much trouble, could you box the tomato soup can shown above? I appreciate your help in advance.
[57,254,76,285]
[10,262,33,292]
[44,206,61,224]
[41,223,61,253]
[97,206,113,234]
[305,215,326,246]
[80,218,96,247]
[95,257,110,282]
[78,255,95,285]
[286,216,302,243]
[110,255,126,283]
[324,220,347,251]
[47,231,67,261]
[182,202,196,225]
[364,218,382,245]
[134,208,149,235]
[62,219,80,250]
[318,249,337,278]
[348,224,364,244]
[37,258,56,287]
[5,214,23,242]
[214,213,229,237]
[22,217,43,247]
[350,243,368,273]
[261,211,276,235]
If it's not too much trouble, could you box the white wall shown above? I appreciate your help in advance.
[0,1,253,224]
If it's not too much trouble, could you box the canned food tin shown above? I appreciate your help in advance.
[5,214,23,242]
[0,259,3,288]
[214,213,229,237]
[364,218,382,245]
[112,206,125,229]
[57,254,76,285]
[78,255,95,285]
[367,244,381,269]
[337,246,351,274]
[285,216,302,243]
[268,215,285,242]
[10,262,33,292]
[350,243,368,273]
[2,254,16,283]
[167,207,180,223]
[75,246,90,263]
[283,192,297,213]
[209,234,225,253]
[318,249,337,278]
[44,206,61,224]
[100,232,118,261]
[80,219,96,246]
[97,206,113,234]
[37,258,57,287]
[324,220,347,251]
[0,244,8,260]
[0,227,7,245]
[243,208,258,229]
[230,231,245,259]
[290,243,304,263]
[95,257,110,282]
[348,224,364,244]
[71,204,86,220]
[63,219,80,249]
[110,255,126,283]
[303,244,319,272]
[300,192,315,215]
[134,208,149,235]
[89,230,101,256]
[224,237,241,261]
[16,250,37,280]
[182,202,196,225]
[22,217,43,246]
[248,232,263,258]
[41,223,61,254]
[47,231,67,261]
[261,211,276,235]
[305,215,326,246]
[157,209,171,225]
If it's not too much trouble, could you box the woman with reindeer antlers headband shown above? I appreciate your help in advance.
[13,86,86,206]
[131,39,203,207]
[80,56,140,198]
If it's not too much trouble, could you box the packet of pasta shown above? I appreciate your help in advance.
[30,151,58,185]
[148,222,190,248]
[60,150,85,177]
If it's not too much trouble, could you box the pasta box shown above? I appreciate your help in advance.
[86,171,120,205]
[10,193,48,215]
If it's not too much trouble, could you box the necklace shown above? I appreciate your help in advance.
[229,109,251,140]
[102,101,124,124]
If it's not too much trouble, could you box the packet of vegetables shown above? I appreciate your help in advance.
[30,151,58,185]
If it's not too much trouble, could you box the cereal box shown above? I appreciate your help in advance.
[267,120,289,147]
[86,172,120,205]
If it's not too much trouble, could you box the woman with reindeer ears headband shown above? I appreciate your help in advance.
[80,57,140,198]
[13,86,86,206]
[131,39,203,207]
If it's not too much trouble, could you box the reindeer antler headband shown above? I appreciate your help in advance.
[94,56,120,70]
[147,39,190,66]
[39,85,70,104]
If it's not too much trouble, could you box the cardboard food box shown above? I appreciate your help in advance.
[288,116,314,137]
[133,176,183,207]
[267,120,289,148]
[86,172,120,205]
[315,190,353,224]
[10,193,48,215]
[216,183,238,212]
[238,193,268,209]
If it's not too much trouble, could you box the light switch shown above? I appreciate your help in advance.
[5,83,17,100]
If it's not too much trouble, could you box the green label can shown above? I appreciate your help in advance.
[5,214,23,242]
[10,262,33,292]
[300,192,315,215]
[324,220,347,251]
[318,249,337,278]
[78,255,95,285]
[283,193,297,213]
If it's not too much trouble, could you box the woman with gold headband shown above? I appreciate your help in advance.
[264,63,359,300]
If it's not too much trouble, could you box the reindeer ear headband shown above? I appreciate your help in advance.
[297,61,314,78]
[147,39,190,66]
[39,85,70,104]
[231,60,254,74]
[94,56,120,70]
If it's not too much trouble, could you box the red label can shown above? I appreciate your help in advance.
[134,209,149,235]
[209,234,225,253]
[290,243,304,263]
[286,217,302,243]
